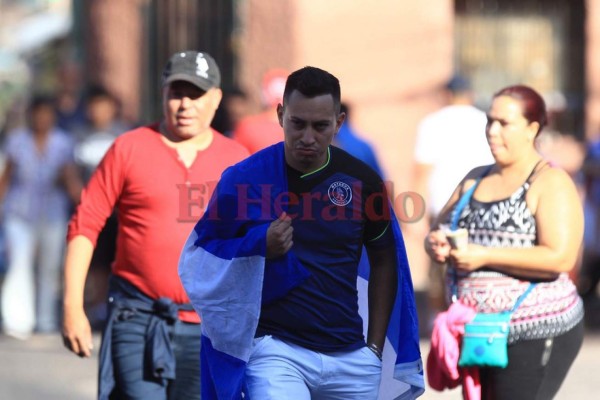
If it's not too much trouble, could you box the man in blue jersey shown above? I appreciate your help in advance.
[179,66,423,400]
[248,66,398,399]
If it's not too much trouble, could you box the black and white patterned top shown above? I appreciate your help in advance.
[447,167,584,344]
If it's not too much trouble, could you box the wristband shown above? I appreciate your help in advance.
[367,343,383,361]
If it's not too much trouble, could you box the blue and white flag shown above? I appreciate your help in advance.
[179,143,424,399]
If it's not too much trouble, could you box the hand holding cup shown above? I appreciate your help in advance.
[445,228,469,250]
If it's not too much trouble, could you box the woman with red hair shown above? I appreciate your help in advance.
[426,85,584,399]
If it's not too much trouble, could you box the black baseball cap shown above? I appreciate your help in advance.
[162,51,221,91]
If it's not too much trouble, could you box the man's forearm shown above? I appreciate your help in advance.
[63,235,95,309]
[366,246,398,350]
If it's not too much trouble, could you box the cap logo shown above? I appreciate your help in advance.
[195,54,210,79]
[328,181,352,206]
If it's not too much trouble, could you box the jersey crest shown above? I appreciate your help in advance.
[327,181,352,206]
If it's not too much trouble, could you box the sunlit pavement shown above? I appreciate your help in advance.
[0,333,100,400]
[0,329,598,399]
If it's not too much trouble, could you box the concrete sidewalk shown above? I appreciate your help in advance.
[0,333,98,400]
[0,331,598,399]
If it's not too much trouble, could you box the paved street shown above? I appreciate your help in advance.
[0,333,99,400]
[0,329,599,399]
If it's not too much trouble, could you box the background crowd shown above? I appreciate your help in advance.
[0,1,599,399]
[1,73,595,337]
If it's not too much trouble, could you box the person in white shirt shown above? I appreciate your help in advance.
[411,75,494,327]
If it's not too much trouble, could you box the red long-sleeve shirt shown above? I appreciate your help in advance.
[68,124,249,322]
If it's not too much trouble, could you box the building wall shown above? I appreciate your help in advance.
[85,0,143,123]
[239,0,453,187]
[237,0,296,113]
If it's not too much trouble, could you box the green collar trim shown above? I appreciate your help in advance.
[300,147,331,178]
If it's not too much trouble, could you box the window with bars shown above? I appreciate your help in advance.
[454,0,585,138]
[140,0,237,122]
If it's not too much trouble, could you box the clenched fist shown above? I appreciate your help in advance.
[425,229,451,263]
[266,212,293,258]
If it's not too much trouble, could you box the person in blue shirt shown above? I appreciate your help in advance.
[333,102,384,178]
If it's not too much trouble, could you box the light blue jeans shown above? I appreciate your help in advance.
[1,216,66,336]
[245,335,382,400]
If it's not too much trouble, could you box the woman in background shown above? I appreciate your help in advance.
[425,85,584,399]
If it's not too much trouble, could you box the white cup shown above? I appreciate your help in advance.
[445,228,469,250]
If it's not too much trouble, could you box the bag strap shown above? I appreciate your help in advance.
[451,182,478,231]
[450,165,493,230]
[450,166,492,301]
[510,283,537,312]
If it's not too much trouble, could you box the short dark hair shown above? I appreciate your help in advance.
[28,95,55,114]
[445,75,471,94]
[493,85,547,136]
[282,66,341,113]
[85,85,117,103]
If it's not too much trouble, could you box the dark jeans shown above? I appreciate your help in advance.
[110,309,201,400]
[480,319,584,400]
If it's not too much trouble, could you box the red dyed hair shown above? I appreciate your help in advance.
[493,85,547,136]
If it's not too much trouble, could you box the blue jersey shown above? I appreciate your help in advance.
[256,146,394,352]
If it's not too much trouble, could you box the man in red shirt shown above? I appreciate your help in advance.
[62,51,249,400]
